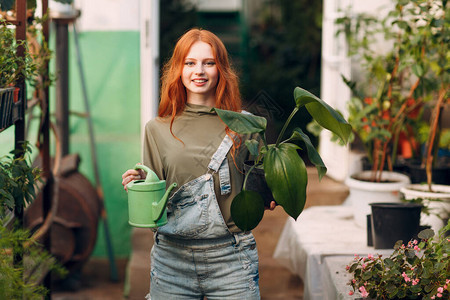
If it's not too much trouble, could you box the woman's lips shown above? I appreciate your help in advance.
[192,79,207,86]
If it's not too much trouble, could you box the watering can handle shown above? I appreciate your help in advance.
[134,164,160,183]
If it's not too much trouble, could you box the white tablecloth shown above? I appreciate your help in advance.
[273,205,393,300]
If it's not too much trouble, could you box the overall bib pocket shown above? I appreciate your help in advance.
[172,193,209,237]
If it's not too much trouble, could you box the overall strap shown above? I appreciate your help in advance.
[208,134,234,195]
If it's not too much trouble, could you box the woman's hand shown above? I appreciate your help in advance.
[121,166,146,191]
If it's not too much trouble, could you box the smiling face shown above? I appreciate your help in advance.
[181,41,219,106]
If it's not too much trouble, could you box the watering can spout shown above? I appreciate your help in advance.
[153,182,177,222]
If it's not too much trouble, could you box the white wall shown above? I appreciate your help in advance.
[73,0,140,31]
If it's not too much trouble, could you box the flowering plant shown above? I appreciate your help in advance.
[346,221,450,299]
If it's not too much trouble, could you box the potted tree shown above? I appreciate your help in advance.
[333,0,449,228]
[395,0,450,233]
[214,86,352,231]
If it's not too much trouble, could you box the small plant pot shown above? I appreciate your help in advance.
[370,202,422,249]
[12,87,23,123]
[0,87,15,130]
[243,161,276,207]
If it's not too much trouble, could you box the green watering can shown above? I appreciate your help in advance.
[126,164,177,228]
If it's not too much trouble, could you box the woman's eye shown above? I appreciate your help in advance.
[205,61,216,66]
[185,61,195,66]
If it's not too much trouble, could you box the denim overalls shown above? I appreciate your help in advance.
[149,134,261,300]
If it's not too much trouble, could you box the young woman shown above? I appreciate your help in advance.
[122,28,275,299]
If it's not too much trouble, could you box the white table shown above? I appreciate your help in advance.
[273,205,393,300]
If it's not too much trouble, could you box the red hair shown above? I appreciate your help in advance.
[158,28,242,156]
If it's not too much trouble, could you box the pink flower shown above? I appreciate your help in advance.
[346,265,350,271]
[431,296,435,300]
[362,263,367,269]
[349,291,354,296]
[368,254,374,260]
[437,293,442,298]
[414,245,420,251]
[352,279,356,284]
[413,239,418,245]
[402,272,411,282]
[437,287,444,293]
[359,286,369,298]
[412,279,419,285]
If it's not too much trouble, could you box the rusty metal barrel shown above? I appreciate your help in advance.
[25,154,101,275]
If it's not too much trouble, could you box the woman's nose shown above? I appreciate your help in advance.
[194,64,205,74]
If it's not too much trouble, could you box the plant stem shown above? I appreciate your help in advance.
[426,85,446,191]
[276,107,299,147]
[242,163,258,190]
[260,133,269,153]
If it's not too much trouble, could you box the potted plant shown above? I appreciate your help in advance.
[330,0,450,228]
[339,0,448,179]
[0,16,39,130]
[403,0,449,189]
[346,221,450,299]
[214,86,351,231]
[391,0,450,233]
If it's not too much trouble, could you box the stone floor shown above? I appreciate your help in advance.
[52,168,349,300]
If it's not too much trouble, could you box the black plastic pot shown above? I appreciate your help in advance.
[370,202,422,249]
[406,158,450,185]
[243,161,276,207]
[0,87,14,129]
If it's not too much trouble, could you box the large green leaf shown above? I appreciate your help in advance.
[213,108,267,134]
[418,228,434,240]
[294,87,352,144]
[263,143,307,219]
[286,128,327,180]
[230,190,265,231]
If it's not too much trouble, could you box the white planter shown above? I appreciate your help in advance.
[345,171,411,228]
[400,184,450,232]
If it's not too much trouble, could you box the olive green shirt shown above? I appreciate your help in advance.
[143,103,251,233]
